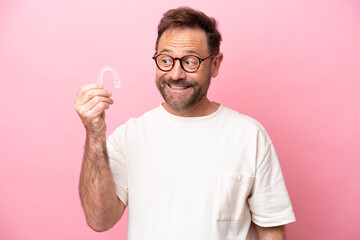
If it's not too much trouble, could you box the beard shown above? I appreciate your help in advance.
[156,76,211,112]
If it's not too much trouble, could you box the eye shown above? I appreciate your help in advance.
[185,60,196,66]
[182,56,199,69]
[162,59,171,64]
[158,55,173,66]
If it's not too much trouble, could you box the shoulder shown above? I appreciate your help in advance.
[219,106,273,147]
[109,106,161,138]
[221,106,267,132]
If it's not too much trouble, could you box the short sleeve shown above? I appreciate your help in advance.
[248,137,296,227]
[107,128,129,207]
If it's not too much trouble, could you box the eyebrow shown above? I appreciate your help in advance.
[159,49,201,56]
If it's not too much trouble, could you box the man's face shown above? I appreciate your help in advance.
[155,28,215,113]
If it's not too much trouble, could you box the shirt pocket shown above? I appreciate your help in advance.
[216,172,255,221]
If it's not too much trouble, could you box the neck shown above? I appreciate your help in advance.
[162,97,220,117]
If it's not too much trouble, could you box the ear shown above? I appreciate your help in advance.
[211,53,223,78]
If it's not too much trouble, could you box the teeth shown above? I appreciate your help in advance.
[169,84,186,89]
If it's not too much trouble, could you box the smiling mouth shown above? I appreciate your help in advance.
[167,84,191,90]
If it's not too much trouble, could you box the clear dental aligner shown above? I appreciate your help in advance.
[97,66,121,88]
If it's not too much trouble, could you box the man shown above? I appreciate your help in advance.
[75,7,295,240]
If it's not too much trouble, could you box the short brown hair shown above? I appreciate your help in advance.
[155,7,222,55]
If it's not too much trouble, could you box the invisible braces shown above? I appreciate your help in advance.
[97,66,121,88]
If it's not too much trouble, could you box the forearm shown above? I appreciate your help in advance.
[255,224,286,240]
[79,134,123,232]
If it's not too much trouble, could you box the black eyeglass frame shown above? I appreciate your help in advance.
[152,53,217,73]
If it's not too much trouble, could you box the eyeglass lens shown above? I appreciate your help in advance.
[156,55,200,72]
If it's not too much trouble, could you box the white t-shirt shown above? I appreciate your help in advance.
[107,104,295,240]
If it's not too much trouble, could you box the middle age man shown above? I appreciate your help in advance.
[75,7,295,240]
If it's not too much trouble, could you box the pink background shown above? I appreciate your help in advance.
[1,0,359,239]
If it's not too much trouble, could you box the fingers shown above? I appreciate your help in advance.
[86,96,113,111]
[77,89,112,106]
[74,83,117,136]
[76,83,102,103]
[80,96,113,117]
[74,83,115,129]
[88,102,110,120]
[76,83,111,104]
[75,94,113,116]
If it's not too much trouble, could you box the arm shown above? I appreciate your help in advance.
[75,83,125,232]
[254,224,286,240]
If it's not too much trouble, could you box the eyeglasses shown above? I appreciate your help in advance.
[152,53,216,73]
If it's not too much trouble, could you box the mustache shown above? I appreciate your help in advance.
[160,78,196,87]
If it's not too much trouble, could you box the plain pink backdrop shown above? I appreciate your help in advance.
[1,0,359,239]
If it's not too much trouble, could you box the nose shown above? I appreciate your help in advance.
[168,59,186,80]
